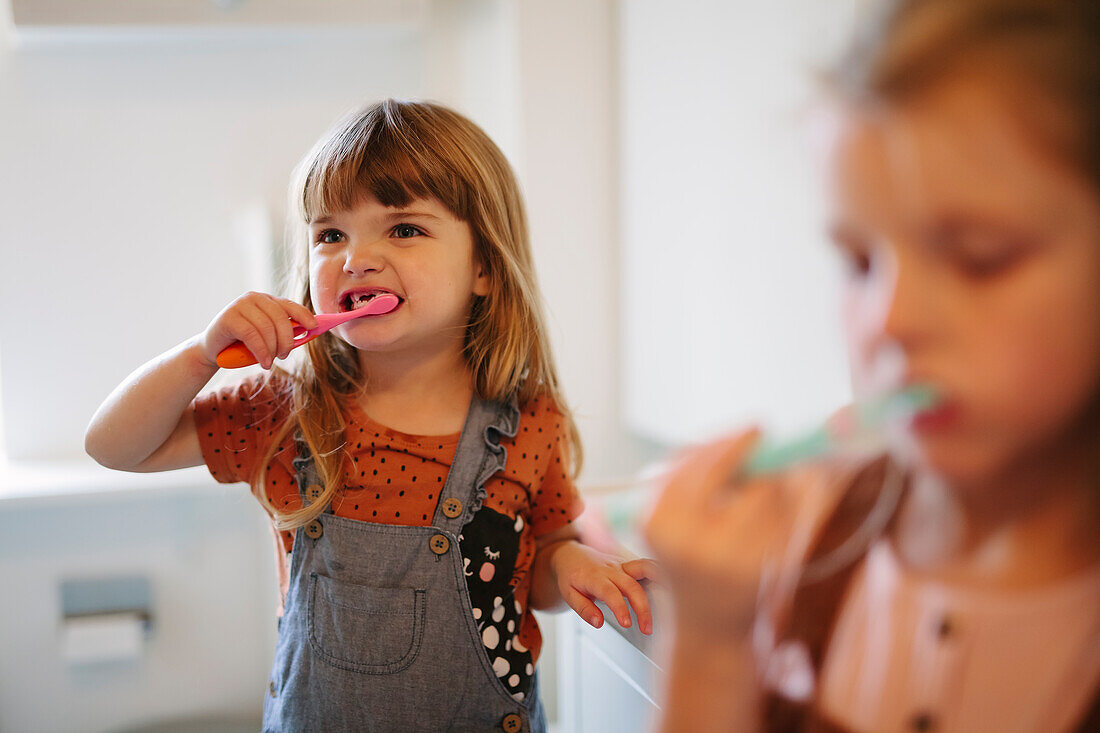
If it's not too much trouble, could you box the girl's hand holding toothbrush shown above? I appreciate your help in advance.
[199,292,318,370]
[642,388,932,637]
[643,429,847,639]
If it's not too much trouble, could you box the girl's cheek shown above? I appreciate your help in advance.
[309,259,338,309]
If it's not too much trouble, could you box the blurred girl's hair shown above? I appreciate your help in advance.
[831,0,1100,185]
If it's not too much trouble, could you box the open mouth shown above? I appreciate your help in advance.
[340,289,403,312]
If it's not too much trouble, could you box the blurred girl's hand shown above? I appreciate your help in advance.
[642,430,844,640]
[199,292,318,370]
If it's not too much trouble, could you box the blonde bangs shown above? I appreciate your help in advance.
[296,102,474,226]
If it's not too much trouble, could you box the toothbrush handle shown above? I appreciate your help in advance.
[215,329,320,369]
[212,295,400,369]
[741,429,832,478]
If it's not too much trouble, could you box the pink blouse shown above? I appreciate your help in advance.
[816,540,1100,733]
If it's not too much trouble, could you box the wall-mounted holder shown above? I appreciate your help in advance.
[59,576,152,665]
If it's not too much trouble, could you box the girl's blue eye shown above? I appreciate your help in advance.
[392,224,423,239]
[316,229,344,244]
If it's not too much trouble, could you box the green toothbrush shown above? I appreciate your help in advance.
[740,384,939,477]
[592,385,939,548]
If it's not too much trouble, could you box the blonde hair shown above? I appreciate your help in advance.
[255,99,582,530]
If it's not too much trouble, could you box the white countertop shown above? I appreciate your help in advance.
[0,459,216,510]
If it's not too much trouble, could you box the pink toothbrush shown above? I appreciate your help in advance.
[215,294,400,368]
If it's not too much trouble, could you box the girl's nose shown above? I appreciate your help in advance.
[876,245,929,351]
[343,238,385,276]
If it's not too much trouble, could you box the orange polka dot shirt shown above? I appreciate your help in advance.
[191,374,583,665]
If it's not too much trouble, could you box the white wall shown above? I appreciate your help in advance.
[620,0,860,444]
[0,26,425,462]
[513,1,655,482]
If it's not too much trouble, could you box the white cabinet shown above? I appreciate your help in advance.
[556,600,663,733]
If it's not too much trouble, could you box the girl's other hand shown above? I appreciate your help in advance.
[642,430,844,640]
[550,542,659,635]
[199,292,318,370]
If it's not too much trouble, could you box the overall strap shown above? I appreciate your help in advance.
[432,394,520,535]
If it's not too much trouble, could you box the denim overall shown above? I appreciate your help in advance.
[263,397,547,732]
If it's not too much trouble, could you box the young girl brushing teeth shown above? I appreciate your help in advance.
[87,100,655,732]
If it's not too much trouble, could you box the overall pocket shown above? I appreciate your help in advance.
[306,572,426,674]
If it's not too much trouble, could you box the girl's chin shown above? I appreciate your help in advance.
[341,337,400,353]
[894,440,1012,493]
[331,327,398,352]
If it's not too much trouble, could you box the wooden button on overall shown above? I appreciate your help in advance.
[501,713,523,732]
[305,520,324,539]
[429,534,451,555]
[441,497,463,518]
[268,680,276,697]
[306,484,324,503]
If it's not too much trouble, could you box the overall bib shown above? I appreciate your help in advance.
[263,397,547,733]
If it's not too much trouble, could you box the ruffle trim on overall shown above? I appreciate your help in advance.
[462,395,521,526]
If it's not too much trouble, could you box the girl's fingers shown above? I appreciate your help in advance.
[611,571,653,634]
[561,586,605,629]
[692,429,766,510]
[282,299,318,331]
[205,292,310,368]
[253,295,299,360]
[234,308,278,368]
[584,577,634,629]
[622,557,661,584]
[644,431,763,557]
[237,294,315,366]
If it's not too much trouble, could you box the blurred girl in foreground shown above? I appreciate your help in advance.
[646,1,1100,730]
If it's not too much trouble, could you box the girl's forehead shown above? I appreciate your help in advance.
[825,75,1092,229]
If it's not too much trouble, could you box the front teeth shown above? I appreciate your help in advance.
[344,292,383,311]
